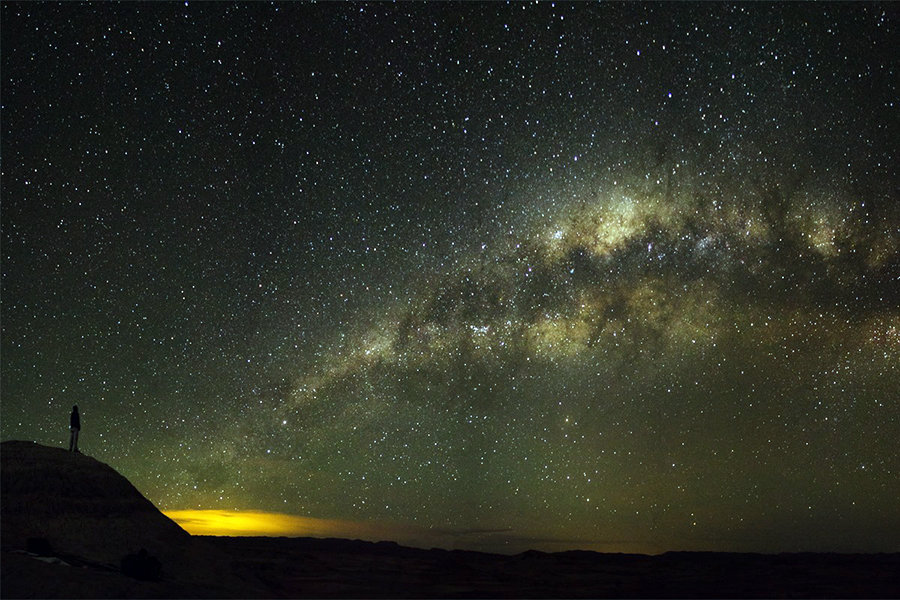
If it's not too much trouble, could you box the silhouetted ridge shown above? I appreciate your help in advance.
[1,440,189,566]
[1,440,254,597]
[3,441,897,598]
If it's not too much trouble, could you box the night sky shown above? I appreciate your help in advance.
[2,2,898,555]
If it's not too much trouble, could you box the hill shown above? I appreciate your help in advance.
[0,441,260,598]
[2,440,898,598]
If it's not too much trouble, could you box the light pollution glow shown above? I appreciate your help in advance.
[164,509,398,539]
[162,509,656,555]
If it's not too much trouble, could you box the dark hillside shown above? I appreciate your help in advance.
[1,441,260,598]
[1,441,189,565]
[2,441,897,598]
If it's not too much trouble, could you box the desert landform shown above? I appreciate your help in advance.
[2,441,898,598]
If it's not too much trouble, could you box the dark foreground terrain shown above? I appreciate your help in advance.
[4,535,900,599]
[205,536,900,598]
[2,441,898,598]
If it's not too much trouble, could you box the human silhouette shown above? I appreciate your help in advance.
[69,405,80,452]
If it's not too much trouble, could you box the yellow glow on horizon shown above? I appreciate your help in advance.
[162,509,652,554]
[163,509,390,539]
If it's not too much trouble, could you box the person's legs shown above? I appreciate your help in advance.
[70,428,79,452]
[73,428,79,452]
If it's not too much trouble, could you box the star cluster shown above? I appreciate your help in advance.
[2,3,897,554]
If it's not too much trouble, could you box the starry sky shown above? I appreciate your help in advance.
[2,2,898,555]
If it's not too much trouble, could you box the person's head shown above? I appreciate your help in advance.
[72,405,78,412]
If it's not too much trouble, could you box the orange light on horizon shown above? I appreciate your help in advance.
[163,508,399,540]
[162,509,651,555]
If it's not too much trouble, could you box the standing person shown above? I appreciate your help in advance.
[69,405,80,452]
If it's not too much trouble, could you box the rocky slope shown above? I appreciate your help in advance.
[0,441,259,598]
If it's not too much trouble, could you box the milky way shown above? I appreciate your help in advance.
[2,3,898,554]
